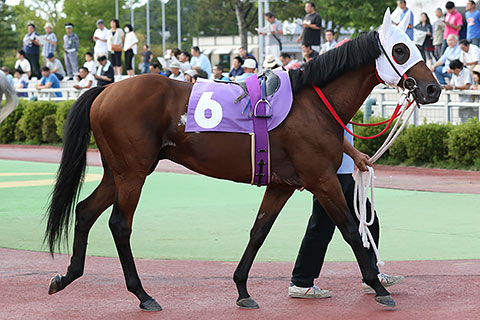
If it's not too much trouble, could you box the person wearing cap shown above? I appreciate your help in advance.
[184,69,196,82]
[63,23,79,80]
[263,54,281,70]
[23,24,41,78]
[36,66,62,98]
[259,12,283,60]
[279,53,301,70]
[168,61,185,81]
[234,58,256,82]
[46,53,66,81]
[190,46,212,79]
[93,19,109,65]
[42,23,57,66]
[212,65,229,81]
[459,39,480,69]
[94,55,114,86]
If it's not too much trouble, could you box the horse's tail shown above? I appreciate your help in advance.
[0,70,19,124]
[45,86,106,254]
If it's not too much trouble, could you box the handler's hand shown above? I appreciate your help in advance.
[353,152,373,172]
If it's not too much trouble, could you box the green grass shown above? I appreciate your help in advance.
[0,159,479,262]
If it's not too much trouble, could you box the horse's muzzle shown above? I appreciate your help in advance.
[413,82,442,104]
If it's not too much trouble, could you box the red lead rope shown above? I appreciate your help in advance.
[313,85,414,140]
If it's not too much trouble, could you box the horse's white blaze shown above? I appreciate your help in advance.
[194,91,223,129]
[376,8,423,86]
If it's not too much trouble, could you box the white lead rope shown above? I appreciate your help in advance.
[353,92,417,267]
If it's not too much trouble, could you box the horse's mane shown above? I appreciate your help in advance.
[289,31,381,93]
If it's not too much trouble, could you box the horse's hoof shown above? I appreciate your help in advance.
[140,297,162,311]
[375,294,396,308]
[48,274,62,295]
[236,297,259,309]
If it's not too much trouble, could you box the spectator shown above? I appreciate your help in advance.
[190,46,212,79]
[46,53,66,81]
[296,2,322,52]
[261,12,283,60]
[238,47,258,68]
[93,19,109,65]
[415,13,434,66]
[13,69,28,97]
[460,39,480,68]
[444,59,476,122]
[213,64,229,81]
[263,54,281,70]
[280,53,301,70]
[15,49,31,81]
[466,1,480,46]
[184,69,196,82]
[149,62,167,76]
[83,52,96,75]
[108,19,124,78]
[178,51,192,72]
[431,34,461,85]
[302,43,319,63]
[0,67,14,86]
[470,64,480,89]
[235,59,256,82]
[141,45,153,74]
[36,66,62,98]
[123,24,138,77]
[168,61,185,81]
[73,67,95,89]
[432,8,445,60]
[94,55,114,86]
[320,29,337,54]
[395,0,414,40]
[228,56,244,80]
[443,2,463,52]
[23,23,40,78]
[41,23,57,66]
[63,23,79,80]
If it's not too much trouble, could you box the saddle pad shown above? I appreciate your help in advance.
[185,70,293,133]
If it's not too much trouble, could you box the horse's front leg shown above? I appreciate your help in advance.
[233,185,294,309]
[308,173,395,307]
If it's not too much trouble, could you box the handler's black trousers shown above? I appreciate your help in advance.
[291,174,380,288]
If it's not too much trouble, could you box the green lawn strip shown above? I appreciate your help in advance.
[0,159,479,262]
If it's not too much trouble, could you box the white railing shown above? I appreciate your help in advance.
[16,88,86,101]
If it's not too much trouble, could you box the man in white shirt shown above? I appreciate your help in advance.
[444,59,476,122]
[190,46,212,79]
[179,51,192,72]
[320,29,337,54]
[168,61,185,81]
[459,39,480,68]
[92,19,109,65]
[83,52,96,75]
[15,49,31,81]
[260,12,283,59]
[74,67,96,89]
[46,52,66,80]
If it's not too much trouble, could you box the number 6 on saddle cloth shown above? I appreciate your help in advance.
[185,70,293,186]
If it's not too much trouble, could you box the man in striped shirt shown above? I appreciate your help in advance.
[42,23,57,66]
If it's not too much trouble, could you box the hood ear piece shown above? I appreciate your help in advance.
[381,8,392,40]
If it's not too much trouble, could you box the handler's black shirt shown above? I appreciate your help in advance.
[303,12,322,46]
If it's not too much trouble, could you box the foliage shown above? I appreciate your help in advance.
[447,118,480,166]
[402,123,451,164]
[0,100,26,143]
[389,128,409,162]
[0,0,19,65]
[42,114,60,143]
[14,118,25,141]
[20,100,57,142]
[353,117,395,158]
[55,100,74,139]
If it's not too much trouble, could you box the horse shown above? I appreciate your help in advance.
[44,9,441,311]
[0,70,18,124]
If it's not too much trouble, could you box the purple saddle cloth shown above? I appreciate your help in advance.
[185,70,293,133]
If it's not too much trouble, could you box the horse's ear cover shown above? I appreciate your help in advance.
[381,8,392,40]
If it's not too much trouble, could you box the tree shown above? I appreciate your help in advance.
[0,0,19,66]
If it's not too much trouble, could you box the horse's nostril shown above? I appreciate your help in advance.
[426,84,440,97]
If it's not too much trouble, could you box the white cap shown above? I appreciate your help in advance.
[243,58,256,69]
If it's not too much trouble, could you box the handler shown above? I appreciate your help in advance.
[288,124,404,298]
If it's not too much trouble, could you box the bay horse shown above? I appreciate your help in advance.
[45,10,441,311]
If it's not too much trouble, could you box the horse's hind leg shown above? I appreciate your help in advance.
[310,174,395,307]
[108,173,162,311]
[234,185,294,309]
[49,162,115,294]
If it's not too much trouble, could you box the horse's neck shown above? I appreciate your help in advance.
[325,62,379,123]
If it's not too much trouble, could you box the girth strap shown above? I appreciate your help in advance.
[245,75,271,186]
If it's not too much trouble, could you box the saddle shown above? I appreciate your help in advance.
[215,70,281,103]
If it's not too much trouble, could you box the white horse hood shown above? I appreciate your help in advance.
[376,8,423,86]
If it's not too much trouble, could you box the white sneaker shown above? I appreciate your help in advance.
[288,285,332,299]
[362,273,405,294]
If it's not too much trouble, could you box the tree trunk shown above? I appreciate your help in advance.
[234,1,248,50]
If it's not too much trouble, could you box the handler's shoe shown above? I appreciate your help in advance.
[362,273,405,294]
[288,284,332,299]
